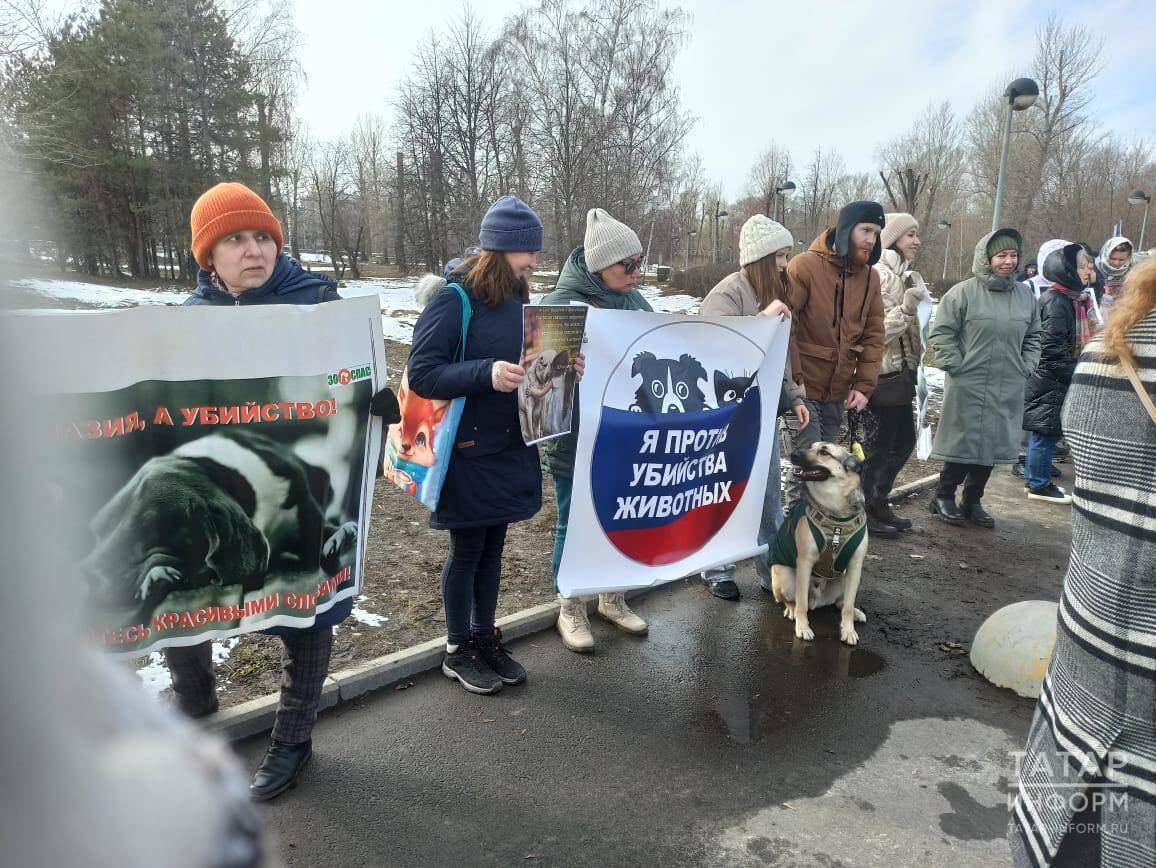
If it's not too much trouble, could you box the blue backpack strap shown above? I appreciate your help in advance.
[446,282,473,362]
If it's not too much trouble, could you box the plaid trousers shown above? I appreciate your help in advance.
[163,627,334,744]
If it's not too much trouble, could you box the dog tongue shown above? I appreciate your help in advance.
[794,467,830,481]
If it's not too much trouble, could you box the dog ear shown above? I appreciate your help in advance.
[631,351,656,377]
[204,498,270,586]
[680,354,707,384]
[554,349,569,371]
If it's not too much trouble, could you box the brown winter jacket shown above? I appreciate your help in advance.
[785,228,886,402]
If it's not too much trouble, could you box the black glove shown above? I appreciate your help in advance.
[370,387,401,425]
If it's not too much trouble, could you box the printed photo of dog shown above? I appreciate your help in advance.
[519,349,571,442]
[81,427,359,624]
[770,442,869,646]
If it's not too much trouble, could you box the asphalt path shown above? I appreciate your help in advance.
[239,470,1074,867]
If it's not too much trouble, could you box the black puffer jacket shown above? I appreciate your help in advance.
[1023,244,1084,437]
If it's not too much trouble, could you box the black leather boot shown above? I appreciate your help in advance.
[929,493,965,524]
[962,500,995,528]
[875,501,913,531]
[866,503,901,538]
[250,739,312,801]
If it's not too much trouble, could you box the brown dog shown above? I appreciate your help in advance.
[769,442,869,645]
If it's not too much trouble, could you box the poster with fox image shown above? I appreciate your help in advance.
[9,297,385,657]
[556,309,789,597]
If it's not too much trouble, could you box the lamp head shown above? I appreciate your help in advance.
[1005,77,1039,111]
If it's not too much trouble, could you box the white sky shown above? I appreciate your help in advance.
[295,0,1156,196]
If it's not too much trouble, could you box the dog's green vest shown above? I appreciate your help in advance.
[769,500,868,579]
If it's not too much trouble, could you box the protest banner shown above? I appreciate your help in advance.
[518,304,587,445]
[11,297,385,656]
[556,309,789,597]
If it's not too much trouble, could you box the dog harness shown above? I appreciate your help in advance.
[769,500,868,579]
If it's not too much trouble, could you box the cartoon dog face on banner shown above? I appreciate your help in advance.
[590,322,764,566]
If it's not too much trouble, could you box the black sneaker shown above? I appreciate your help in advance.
[1011,462,1026,479]
[1027,483,1072,505]
[473,628,527,685]
[442,641,503,694]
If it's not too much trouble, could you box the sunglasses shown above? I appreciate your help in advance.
[619,257,642,275]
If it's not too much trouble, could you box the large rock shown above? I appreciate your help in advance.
[970,600,1059,698]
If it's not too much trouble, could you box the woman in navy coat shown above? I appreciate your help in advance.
[407,196,578,695]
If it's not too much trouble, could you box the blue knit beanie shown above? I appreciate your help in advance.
[479,195,543,253]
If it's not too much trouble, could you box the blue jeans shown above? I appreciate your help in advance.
[550,473,573,592]
[1025,432,1059,491]
[701,430,785,588]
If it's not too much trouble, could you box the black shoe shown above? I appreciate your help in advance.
[473,628,527,685]
[1011,462,1026,479]
[962,500,995,528]
[1027,483,1072,505]
[703,577,741,600]
[866,503,901,539]
[250,739,312,802]
[881,503,913,531]
[442,642,503,695]
[929,494,966,524]
[173,696,219,720]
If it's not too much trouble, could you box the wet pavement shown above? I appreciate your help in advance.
[238,470,1074,867]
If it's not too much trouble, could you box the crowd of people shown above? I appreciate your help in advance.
[95,179,1155,866]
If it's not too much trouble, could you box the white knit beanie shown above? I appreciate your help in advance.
[879,213,918,251]
[584,208,643,273]
[739,215,794,267]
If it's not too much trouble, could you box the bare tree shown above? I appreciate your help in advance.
[798,147,846,243]
[747,142,794,218]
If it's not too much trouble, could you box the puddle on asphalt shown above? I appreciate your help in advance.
[706,610,886,744]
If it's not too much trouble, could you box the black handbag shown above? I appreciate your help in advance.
[870,336,916,408]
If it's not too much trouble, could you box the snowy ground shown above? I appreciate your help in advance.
[8,274,702,343]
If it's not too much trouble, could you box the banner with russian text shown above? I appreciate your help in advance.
[556,308,788,597]
[11,297,385,656]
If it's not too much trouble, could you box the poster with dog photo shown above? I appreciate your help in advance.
[11,298,385,657]
[518,304,588,445]
[555,308,788,597]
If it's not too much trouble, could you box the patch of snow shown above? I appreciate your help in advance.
[134,636,240,698]
[136,653,172,698]
[211,636,240,665]
[298,252,329,263]
[642,286,699,314]
[14,278,186,308]
[351,595,389,627]
[532,270,560,278]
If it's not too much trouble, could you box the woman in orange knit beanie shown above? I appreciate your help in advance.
[171,181,400,804]
[186,181,338,305]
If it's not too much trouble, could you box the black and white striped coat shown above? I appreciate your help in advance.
[1010,309,1156,867]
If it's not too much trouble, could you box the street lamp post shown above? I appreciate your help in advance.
[684,229,697,271]
[937,219,952,281]
[1129,189,1151,250]
[772,180,796,222]
[713,203,729,263]
[991,77,1040,232]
